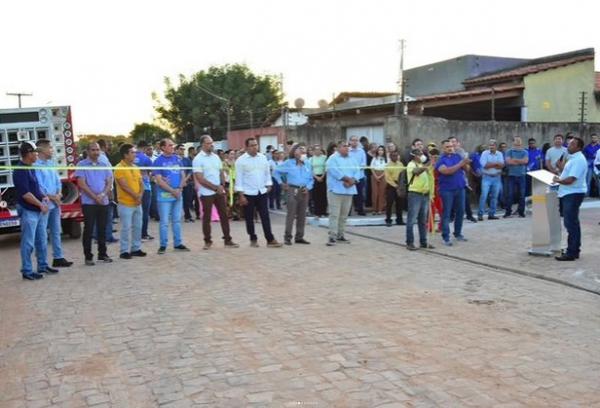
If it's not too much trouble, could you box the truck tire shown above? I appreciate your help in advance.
[64,220,82,239]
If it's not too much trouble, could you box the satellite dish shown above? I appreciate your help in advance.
[294,98,305,109]
[318,99,329,109]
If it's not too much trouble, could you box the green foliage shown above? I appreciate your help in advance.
[76,134,130,153]
[155,63,283,140]
[129,123,171,144]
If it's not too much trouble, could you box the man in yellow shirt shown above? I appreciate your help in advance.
[384,151,405,226]
[406,148,435,250]
[115,143,147,259]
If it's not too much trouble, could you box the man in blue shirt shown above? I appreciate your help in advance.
[478,140,504,220]
[504,137,529,218]
[13,141,58,280]
[75,142,114,265]
[526,138,542,196]
[326,140,361,246]
[176,144,196,223]
[152,138,190,254]
[34,139,73,268]
[583,133,599,197]
[348,136,367,216]
[134,141,154,240]
[435,139,470,246]
[553,137,588,261]
[274,144,314,245]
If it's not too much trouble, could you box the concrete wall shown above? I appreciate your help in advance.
[227,127,285,150]
[292,115,600,152]
[524,60,600,122]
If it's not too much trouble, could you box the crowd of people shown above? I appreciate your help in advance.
[12,131,598,279]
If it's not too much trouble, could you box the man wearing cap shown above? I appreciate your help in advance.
[13,141,58,279]
[405,148,434,250]
[75,142,114,265]
[34,139,73,267]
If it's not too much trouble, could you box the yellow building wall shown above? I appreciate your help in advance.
[523,60,600,122]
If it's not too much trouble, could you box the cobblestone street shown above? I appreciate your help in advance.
[1,212,600,407]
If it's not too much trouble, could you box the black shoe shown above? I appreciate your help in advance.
[555,254,576,261]
[560,250,579,259]
[85,259,95,266]
[52,258,73,267]
[396,220,405,226]
[326,237,337,246]
[467,216,478,223]
[284,239,292,246]
[406,243,418,251]
[174,244,190,252]
[336,236,351,244]
[357,211,367,216]
[386,222,392,227]
[131,250,147,257]
[142,235,155,241]
[295,238,310,244]
[22,272,44,280]
[120,252,132,260]
[503,213,512,218]
[98,255,113,263]
[518,214,526,218]
[157,246,166,254]
[488,215,499,220]
[40,266,59,274]
[420,243,436,249]
[477,215,484,221]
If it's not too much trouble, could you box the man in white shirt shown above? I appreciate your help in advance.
[193,135,239,250]
[235,137,282,248]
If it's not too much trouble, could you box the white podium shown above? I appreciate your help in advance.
[527,170,561,256]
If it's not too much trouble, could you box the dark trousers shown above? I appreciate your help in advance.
[183,185,196,220]
[82,204,108,260]
[385,185,403,223]
[353,178,366,213]
[464,188,474,219]
[560,193,585,257]
[150,182,159,220]
[141,189,151,237]
[505,175,526,216]
[312,176,328,216]
[201,194,231,243]
[269,178,281,209]
[243,193,275,242]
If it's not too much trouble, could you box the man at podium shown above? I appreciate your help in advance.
[552,136,588,261]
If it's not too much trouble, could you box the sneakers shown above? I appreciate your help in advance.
[250,240,259,248]
[203,241,212,250]
[336,236,350,244]
[455,235,468,242]
[131,250,147,257]
[22,272,44,280]
[142,235,154,241]
[157,246,166,255]
[174,244,190,252]
[224,241,239,248]
[406,243,418,251]
[98,255,113,263]
[120,252,132,260]
[442,240,453,247]
[267,240,283,248]
[52,258,73,267]
[326,237,337,246]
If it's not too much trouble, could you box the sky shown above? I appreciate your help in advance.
[2,0,599,135]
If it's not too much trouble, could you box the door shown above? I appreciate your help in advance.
[345,126,384,145]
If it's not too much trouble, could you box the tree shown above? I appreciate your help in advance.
[129,123,171,144]
[155,63,283,140]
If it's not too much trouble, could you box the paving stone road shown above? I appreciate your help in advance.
[1,211,599,407]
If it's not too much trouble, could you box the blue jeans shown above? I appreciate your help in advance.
[586,167,594,196]
[141,189,151,237]
[440,188,465,242]
[560,193,584,257]
[406,192,429,245]
[118,204,143,254]
[158,198,183,248]
[47,204,64,259]
[506,175,526,216]
[17,205,49,274]
[478,176,501,217]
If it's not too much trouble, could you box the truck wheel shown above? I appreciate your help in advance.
[65,220,82,239]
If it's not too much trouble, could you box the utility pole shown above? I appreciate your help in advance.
[394,39,406,116]
[6,92,33,108]
[579,91,587,123]
[491,87,496,121]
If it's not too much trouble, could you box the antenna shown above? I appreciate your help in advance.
[6,92,33,108]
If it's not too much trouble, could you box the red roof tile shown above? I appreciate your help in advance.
[415,84,524,102]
